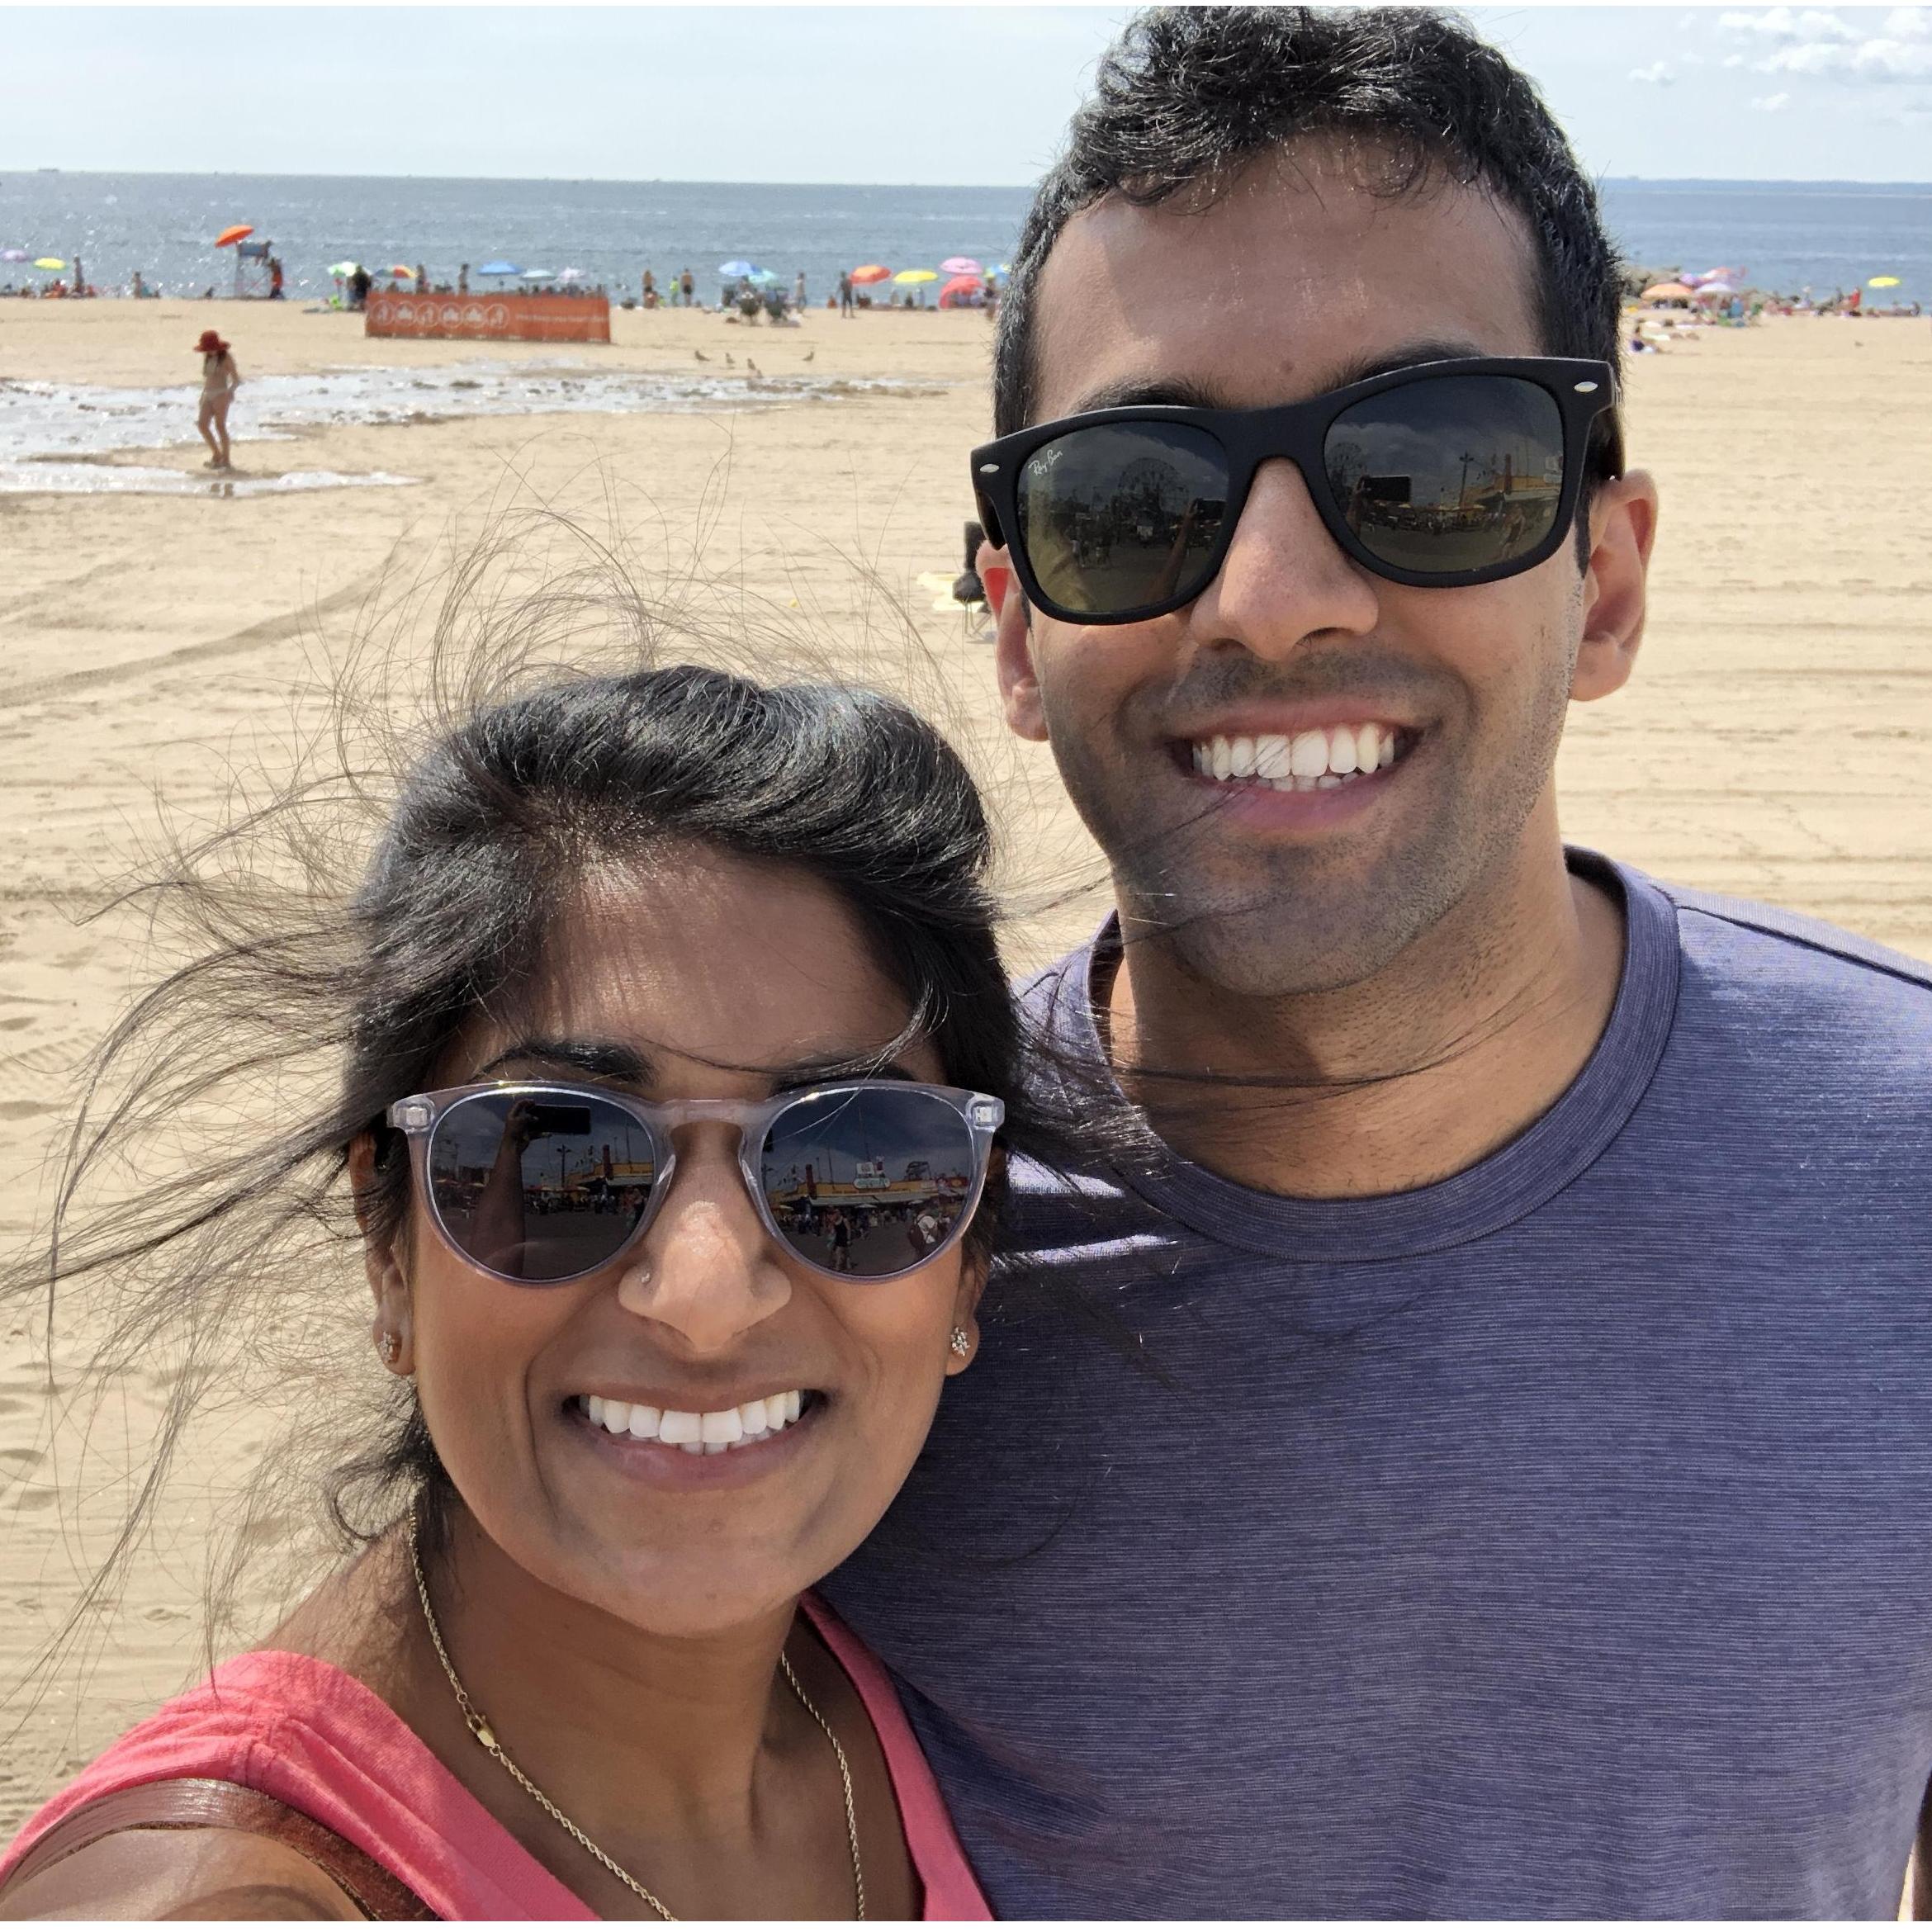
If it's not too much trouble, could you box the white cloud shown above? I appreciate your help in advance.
[1629,59,1676,82]
[1882,6,1929,36]
[1751,88,1794,107]
[1763,31,1932,73]
[1721,3,1932,80]
[1723,50,1749,64]
[1719,7,1858,38]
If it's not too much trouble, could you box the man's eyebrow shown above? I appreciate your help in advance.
[472,1038,655,1084]
[1060,340,1494,419]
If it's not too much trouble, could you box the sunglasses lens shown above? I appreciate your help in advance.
[1326,375,1566,577]
[425,1091,658,1283]
[1016,421,1229,616]
[759,1088,979,1279]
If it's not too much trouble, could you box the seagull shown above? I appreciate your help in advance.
[694,348,708,362]
[746,358,760,376]
[804,349,816,363]
[725,351,735,367]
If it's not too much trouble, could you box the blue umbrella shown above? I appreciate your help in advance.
[718,258,758,278]
[476,259,520,277]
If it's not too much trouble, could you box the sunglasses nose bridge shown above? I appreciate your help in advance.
[1205,452,1381,631]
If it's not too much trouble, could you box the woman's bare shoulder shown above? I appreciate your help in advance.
[0,1826,361,1920]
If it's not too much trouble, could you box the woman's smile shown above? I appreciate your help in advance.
[564,1386,829,1488]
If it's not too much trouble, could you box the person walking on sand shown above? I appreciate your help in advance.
[194,329,239,470]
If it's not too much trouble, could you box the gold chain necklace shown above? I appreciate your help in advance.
[406,1503,866,1920]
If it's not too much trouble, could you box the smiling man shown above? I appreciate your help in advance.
[822,6,1932,1918]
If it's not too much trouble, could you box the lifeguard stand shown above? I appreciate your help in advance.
[233,239,273,299]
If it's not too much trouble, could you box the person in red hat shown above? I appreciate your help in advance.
[194,329,241,470]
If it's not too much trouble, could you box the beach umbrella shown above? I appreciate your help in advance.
[33,258,64,272]
[214,224,254,248]
[894,268,939,286]
[1641,282,1694,301]
[940,256,983,275]
[850,264,891,286]
[939,274,984,308]
[556,268,585,282]
[520,268,556,282]
[388,264,414,277]
[746,268,779,286]
[1693,282,1737,299]
[718,258,759,278]
[476,259,520,277]
[1868,275,1901,288]
[1,249,27,263]
[328,260,360,277]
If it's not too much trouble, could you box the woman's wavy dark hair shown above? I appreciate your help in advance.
[0,542,1132,1720]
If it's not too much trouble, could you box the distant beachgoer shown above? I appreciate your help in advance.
[349,264,371,310]
[680,267,694,307]
[130,270,146,299]
[795,269,807,309]
[457,263,469,295]
[194,329,240,471]
[642,268,656,308]
[415,263,428,294]
[839,270,854,317]
[268,257,285,301]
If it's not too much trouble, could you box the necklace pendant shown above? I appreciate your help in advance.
[466,1712,499,1750]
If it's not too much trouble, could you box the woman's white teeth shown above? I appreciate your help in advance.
[1191,724,1399,790]
[582,1390,806,1454]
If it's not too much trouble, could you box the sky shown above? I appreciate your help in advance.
[2,4,1928,184]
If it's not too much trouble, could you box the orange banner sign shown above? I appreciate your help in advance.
[365,291,611,343]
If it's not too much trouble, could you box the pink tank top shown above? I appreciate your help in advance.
[0,1594,990,1920]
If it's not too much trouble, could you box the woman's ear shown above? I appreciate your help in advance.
[348,1131,414,1374]
[945,1150,1003,1375]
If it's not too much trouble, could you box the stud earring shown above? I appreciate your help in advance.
[378,1330,400,1366]
[949,1325,972,1359]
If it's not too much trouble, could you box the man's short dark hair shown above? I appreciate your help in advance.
[994,6,1624,442]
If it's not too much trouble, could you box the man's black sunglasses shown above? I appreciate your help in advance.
[969,357,1623,626]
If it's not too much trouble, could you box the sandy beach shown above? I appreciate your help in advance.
[2,296,1930,1835]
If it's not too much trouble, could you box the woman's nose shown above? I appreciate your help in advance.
[616,1144,792,1354]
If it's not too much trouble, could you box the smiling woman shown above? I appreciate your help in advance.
[0,595,1082,1918]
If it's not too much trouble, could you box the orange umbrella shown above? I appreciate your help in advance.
[215,224,254,248]
[1641,282,1694,301]
[389,264,415,277]
[850,264,891,286]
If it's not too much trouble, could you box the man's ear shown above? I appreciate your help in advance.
[982,540,1049,743]
[1571,469,1659,704]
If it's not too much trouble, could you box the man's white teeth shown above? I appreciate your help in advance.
[1191,724,1399,790]
[583,1390,805,1454]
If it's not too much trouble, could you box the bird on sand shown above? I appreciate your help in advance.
[725,352,735,367]
[694,348,708,362]
[804,349,815,363]
[747,358,760,376]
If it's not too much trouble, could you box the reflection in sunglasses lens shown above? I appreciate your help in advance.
[427,1092,658,1282]
[1326,375,1565,575]
[760,1089,977,1279]
[1018,421,1229,615]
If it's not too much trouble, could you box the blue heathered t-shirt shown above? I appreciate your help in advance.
[822,850,1932,1917]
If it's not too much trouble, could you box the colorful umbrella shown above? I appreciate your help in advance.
[0,249,26,263]
[1694,282,1737,299]
[33,258,64,272]
[1641,282,1694,301]
[388,264,414,277]
[476,260,520,277]
[850,264,891,286]
[940,256,983,275]
[718,258,759,278]
[939,274,985,308]
[746,268,779,285]
[1868,275,1901,288]
[893,268,939,285]
[215,224,254,248]
[328,260,360,277]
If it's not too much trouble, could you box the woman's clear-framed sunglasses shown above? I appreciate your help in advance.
[969,355,1623,625]
[386,1080,1005,1286]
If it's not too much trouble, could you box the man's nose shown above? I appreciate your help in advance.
[617,1143,792,1354]
[1187,457,1380,658]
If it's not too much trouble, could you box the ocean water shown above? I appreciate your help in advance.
[1,173,1925,309]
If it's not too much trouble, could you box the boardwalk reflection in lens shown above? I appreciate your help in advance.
[760,1089,976,1278]
[1020,422,1228,615]
[428,1091,658,1282]
[1327,375,1565,575]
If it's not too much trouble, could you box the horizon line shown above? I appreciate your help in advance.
[4,167,1930,192]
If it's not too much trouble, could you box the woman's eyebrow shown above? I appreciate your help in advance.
[769,1054,920,1090]
[472,1039,656,1084]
